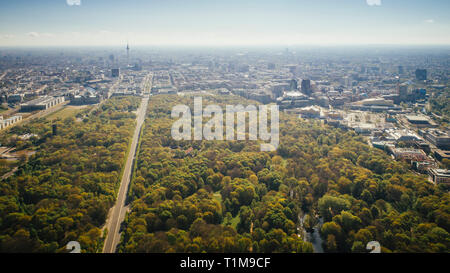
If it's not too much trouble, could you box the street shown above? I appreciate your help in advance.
[102,95,149,253]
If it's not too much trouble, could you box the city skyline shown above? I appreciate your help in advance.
[0,0,449,47]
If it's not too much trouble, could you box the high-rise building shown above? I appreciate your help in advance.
[415,69,427,81]
[111,68,120,78]
[399,84,408,97]
[398,65,404,75]
[289,79,298,91]
[126,42,130,67]
[398,83,409,103]
[301,79,312,95]
[343,76,351,88]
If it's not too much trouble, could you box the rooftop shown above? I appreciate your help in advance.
[429,169,450,176]
[405,115,431,123]
[21,96,59,106]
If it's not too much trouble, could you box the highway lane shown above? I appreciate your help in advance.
[102,95,149,253]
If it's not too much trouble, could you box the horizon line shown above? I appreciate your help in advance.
[1,43,450,49]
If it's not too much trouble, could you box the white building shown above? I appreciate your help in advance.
[0,115,23,130]
[20,96,65,112]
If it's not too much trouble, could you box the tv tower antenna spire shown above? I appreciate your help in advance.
[126,41,130,67]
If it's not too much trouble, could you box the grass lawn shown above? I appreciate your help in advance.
[46,105,88,121]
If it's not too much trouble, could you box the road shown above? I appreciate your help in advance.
[102,95,149,253]
[1,167,18,181]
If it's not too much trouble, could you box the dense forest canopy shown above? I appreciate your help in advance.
[118,94,449,253]
[0,97,141,252]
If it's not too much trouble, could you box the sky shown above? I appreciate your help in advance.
[0,0,449,47]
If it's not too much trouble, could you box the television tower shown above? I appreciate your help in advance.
[126,42,130,67]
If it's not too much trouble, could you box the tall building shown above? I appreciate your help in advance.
[301,79,312,95]
[289,79,298,91]
[343,76,351,88]
[111,68,120,78]
[399,84,408,99]
[126,42,130,67]
[398,65,404,75]
[415,69,427,81]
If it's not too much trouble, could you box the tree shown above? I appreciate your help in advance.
[318,195,351,221]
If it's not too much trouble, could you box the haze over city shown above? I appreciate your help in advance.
[0,0,449,46]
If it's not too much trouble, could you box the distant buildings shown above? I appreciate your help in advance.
[348,98,402,112]
[232,89,271,104]
[248,92,272,104]
[390,148,429,164]
[423,129,450,150]
[434,149,450,161]
[388,129,422,145]
[277,91,314,109]
[415,69,427,81]
[20,96,65,112]
[69,93,102,105]
[398,84,408,101]
[111,68,120,78]
[7,94,23,104]
[353,123,376,135]
[297,106,322,119]
[361,98,395,107]
[405,115,433,127]
[289,79,298,91]
[301,79,312,96]
[218,88,230,95]
[383,84,426,104]
[111,91,142,97]
[271,83,290,99]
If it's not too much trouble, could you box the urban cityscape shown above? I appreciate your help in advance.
[0,0,449,263]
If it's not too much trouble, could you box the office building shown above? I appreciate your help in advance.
[425,130,450,150]
[0,115,22,130]
[406,115,432,126]
[434,149,450,161]
[415,69,427,81]
[301,79,312,95]
[289,79,298,91]
[428,169,450,185]
[390,148,428,164]
[20,96,65,112]
[7,94,23,104]
[111,68,120,78]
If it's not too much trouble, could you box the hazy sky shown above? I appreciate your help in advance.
[0,0,449,46]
